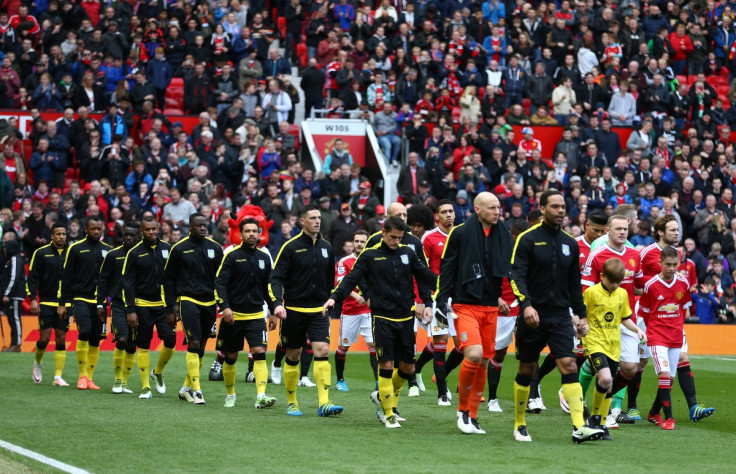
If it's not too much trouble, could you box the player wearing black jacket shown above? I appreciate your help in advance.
[28,223,69,385]
[215,218,276,409]
[510,190,600,444]
[324,216,436,429]
[98,222,139,396]
[58,216,112,390]
[164,213,223,405]
[123,217,176,399]
[269,204,341,417]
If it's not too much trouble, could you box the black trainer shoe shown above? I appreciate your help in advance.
[208,360,223,381]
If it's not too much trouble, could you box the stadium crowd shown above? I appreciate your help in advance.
[0,0,735,347]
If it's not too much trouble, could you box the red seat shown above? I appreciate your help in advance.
[297,43,308,69]
[165,97,182,108]
[675,75,687,86]
[107,222,115,236]
[163,108,184,115]
[65,168,75,178]
[277,17,286,40]
[720,67,730,77]
[717,85,730,96]
[687,74,698,85]
[522,98,531,116]
[451,106,461,123]
[707,75,728,87]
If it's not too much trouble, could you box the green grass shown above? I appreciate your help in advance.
[1,353,734,473]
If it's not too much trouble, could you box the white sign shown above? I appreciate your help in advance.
[307,119,366,136]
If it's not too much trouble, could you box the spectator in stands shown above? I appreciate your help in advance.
[609,80,637,126]
[374,102,400,166]
[262,79,292,136]
[164,186,196,228]
[322,138,353,176]
[184,63,213,115]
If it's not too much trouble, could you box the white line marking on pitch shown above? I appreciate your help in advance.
[713,357,736,361]
[0,439,90,474]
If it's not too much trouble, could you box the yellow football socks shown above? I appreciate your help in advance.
[391,369,406,410]
[514,381,530,430]
[186,352,201,391]
[138,349,151,389]
[86,345,100,380]
[223,361,236,396]
[54,350,66,377]
[34,344,45,365]
[113,348,125,380]
[123,351,136,383]
[313,359,331,406]
[284,359,299,405]
[155,346,175,375]
[378,374,394,414]
[563,382,586,428]
[592,386,606,417]
[254,360,268,396]
[76,340,89,378]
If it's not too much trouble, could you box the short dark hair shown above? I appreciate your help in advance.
[239,217,259,231]
[540,190,563,207]
[383,216,407,233]
[353,229,369,239]
[124,221,141,231]
[511,218,529,235]
[86,215,103,226]
[189,212,205,226]
[435,199,453,210]
[300,204,320,217]
[661,246,679,261]
[51,221,67,232]
[588,209,608,226]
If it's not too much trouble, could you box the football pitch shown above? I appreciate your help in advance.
[1,353,733,473]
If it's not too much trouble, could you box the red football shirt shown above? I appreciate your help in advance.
[575,235,593,271]
[500,278,519,317]
[677,258,698,289]
[335,254,370,316]
[422,227,449,275]
[640,243,682,283]
[638,274,691,348]
[582,244,643,318]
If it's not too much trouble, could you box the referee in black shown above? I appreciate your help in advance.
[510,189,602,444]
[58,215,112,391]
[268,204,341,417]
[323,216,436,429]
[164,213,223,405]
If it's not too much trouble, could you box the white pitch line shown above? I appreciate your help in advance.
[713,357,736,361]
[0,439,90,474]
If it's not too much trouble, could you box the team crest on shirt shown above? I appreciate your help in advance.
[676,291,684,300]
[322,248,328,258]
[162,250,169,259]
[207,249,215,259]
[460,332,468,342]
[343,338,349,344]
[259,259,265,269]
[629,258,636,267]
[662,360,669,368]
[400,254,409,264]
[561,244,570,256]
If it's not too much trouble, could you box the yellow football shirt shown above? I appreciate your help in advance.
[582,283,632,361]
